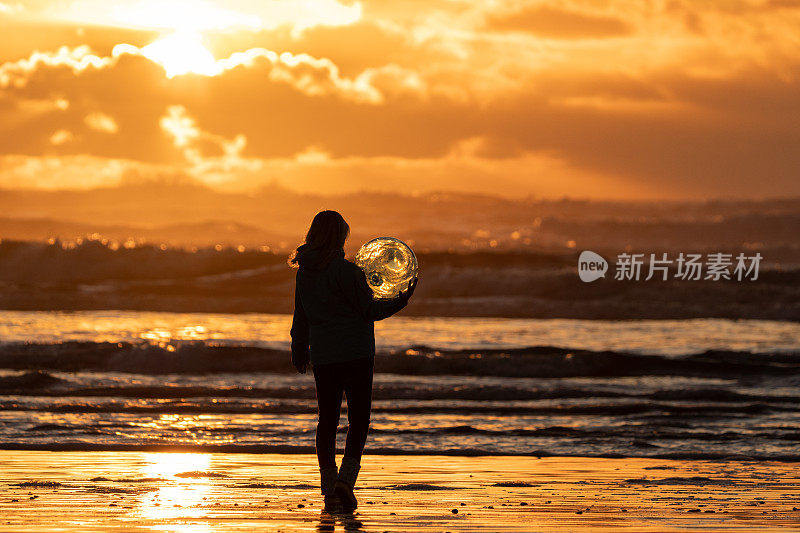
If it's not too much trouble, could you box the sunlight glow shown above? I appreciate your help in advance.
[141,32,217,78]
[55,0,361,34]
[109,0,260,32]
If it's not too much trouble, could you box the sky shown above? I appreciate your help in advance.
[0,0,798,199]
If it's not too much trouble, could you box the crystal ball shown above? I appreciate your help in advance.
[354,237,418,300]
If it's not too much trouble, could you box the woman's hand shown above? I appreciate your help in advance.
[295,362,309,374]
[398,276,419,303]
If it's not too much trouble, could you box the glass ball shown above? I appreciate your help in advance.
[354,237,418,300]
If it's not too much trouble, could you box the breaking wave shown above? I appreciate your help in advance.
[0,341,797,378]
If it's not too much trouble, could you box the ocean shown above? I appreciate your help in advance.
[1,311,799,460]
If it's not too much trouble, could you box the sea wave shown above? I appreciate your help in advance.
[1,399,795,416]
[0,341,798,378]
[2,374,800,405]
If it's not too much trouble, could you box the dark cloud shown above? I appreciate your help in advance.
[485,6,632,39]
[666,0,800,15]
[0,53,178,163]
[767,0,800,8]
[478,66,800,197]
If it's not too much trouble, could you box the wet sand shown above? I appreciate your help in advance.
[1,451,799,532]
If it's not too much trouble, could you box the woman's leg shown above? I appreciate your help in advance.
[313,362,344,495]
[339,356,374,488]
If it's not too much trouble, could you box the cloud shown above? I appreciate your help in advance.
[0,2,22,14]
[13,97,69,115]
[2,37,800,200]
[485,5,632,38]
[0,45,113,88]
[0,141,652,199]
[1,0,800,199]
[159,105,253,185]
[0,154,151,189]
[49,129,73,146]
[0,42,386,103]
[160,106,201,148]
[208,20,455,78]
[84,112,118,133]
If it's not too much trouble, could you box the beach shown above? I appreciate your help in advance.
[1,451,799,532]
[1,313,799,531]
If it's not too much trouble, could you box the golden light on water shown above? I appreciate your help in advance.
[139,324,209,344]
[136,414,238,444]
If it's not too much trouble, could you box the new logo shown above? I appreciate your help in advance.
[578,250,608,282]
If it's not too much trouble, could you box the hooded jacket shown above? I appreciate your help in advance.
[290,247,407,366]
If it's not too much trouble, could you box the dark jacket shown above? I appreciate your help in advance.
[290,248,407,366]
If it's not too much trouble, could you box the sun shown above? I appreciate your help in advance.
[141,31,218,78]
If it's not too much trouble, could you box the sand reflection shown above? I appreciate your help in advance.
[138,453,214,529]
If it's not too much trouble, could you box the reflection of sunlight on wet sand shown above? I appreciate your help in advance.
[147,524,214,533]
[1,452,799,531]
[142,452,211,478]
[139,453,213,527]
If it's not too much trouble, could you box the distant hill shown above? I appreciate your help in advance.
[0,182,798,262]
[0,217,289,249]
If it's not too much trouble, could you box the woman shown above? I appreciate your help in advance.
[289,210,417,512]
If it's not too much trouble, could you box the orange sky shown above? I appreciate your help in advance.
[0,0,798,199]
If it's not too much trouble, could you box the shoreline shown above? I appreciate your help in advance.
[1,303,798,322]
[2,451,799,532]
[0,444,798,463]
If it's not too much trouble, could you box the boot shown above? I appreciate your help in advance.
[323,494,340,513]
[335,457,360,511]
[334,480,357,511]
[320,466,338,496]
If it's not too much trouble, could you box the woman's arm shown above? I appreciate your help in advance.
[337,261,409,322]
[290,279,310,371]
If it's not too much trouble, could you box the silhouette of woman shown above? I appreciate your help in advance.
[289,210,418,512]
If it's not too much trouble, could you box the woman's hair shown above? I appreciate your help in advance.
[288,210,350,269]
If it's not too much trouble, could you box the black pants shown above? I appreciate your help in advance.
[312,356,374,469]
